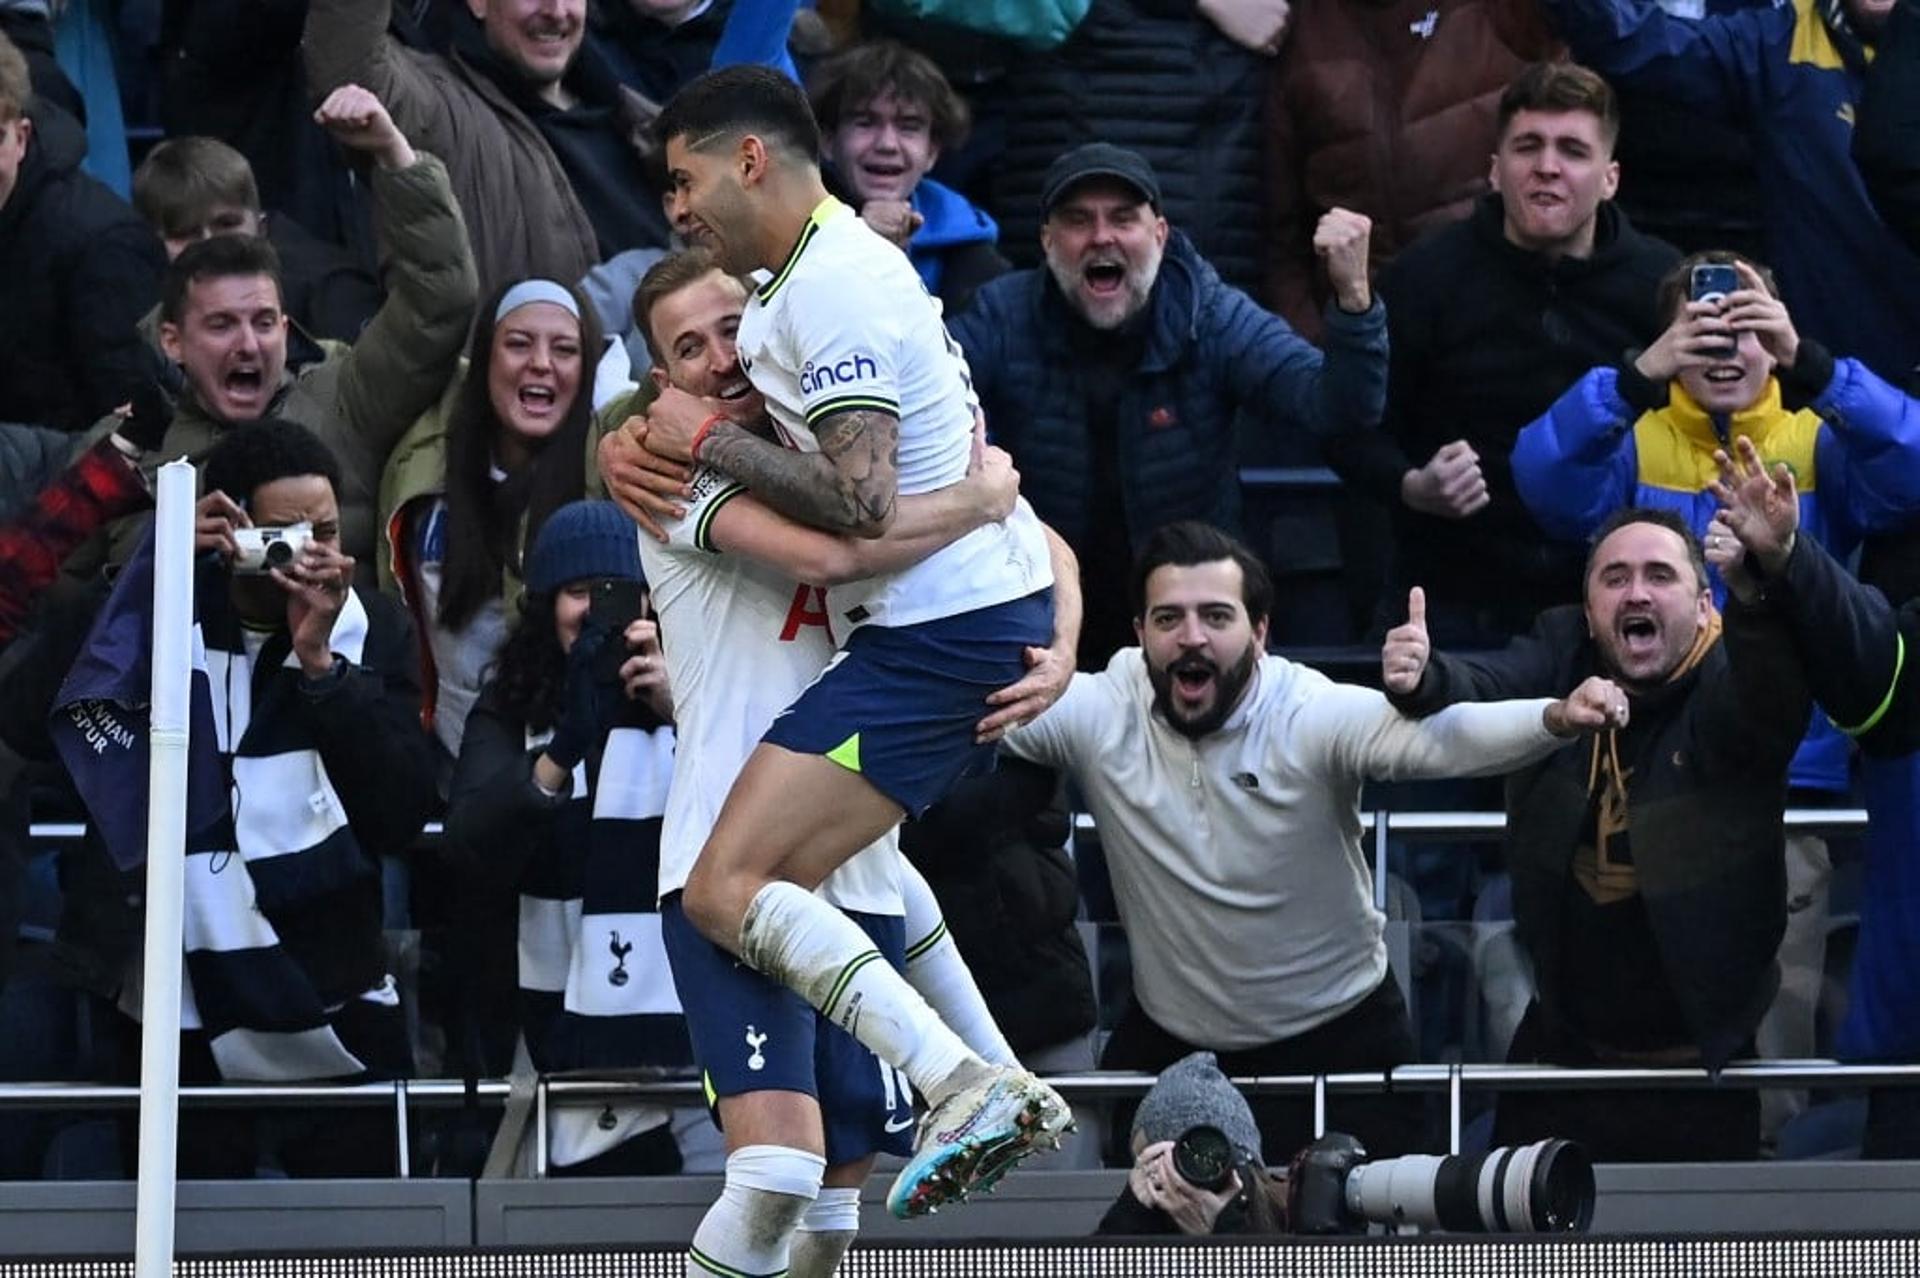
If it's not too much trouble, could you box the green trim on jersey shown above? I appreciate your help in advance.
[756,196,846,304]
[693,482,749,553]
[805,393,901,428]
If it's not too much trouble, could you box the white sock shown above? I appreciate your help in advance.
[900,861,1020,1068]
[741,880,981,1102]
[686,1144,822,1278]
[788,1185,861,1277]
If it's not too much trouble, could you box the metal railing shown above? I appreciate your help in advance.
[4,1061,1916,1178]
[14,808,1885,1176]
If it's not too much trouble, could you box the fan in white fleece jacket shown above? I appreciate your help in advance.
[1006,610,1613,1053]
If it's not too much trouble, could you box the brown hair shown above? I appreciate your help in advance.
[1497,62,1621,152]
[1655,249,1779,325]
[0,31,30,120]
[133,137,261,238]
[160,233,284,325]
[807,39,970,151]
[632,248,745,366]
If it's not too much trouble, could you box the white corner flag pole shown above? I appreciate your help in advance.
[135,460,196,1278]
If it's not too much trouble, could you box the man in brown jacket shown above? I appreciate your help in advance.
[303,0,669,296]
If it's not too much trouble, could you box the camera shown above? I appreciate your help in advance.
[230,523,314,575]
[1170,1124,1237,1192]
[1690,262,1742,359]
[1288,1132,1595,1235]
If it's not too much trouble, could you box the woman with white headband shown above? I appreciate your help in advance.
[377,277,607,776]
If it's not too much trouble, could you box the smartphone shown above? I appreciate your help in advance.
[1690,263,1741,359]
[588,579,648,683]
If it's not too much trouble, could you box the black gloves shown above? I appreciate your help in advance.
[543,616,621,771]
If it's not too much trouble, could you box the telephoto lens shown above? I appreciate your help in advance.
[1342,1139,1595,1233]
[1170,1125,1236,1192]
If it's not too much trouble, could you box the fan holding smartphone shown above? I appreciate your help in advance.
[588,576,670,713]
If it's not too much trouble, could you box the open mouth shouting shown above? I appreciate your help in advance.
[517,382,559,417]
[1168,655,1218,711]
[219,364,268,415]
[1616,611,1662,663]
[1082,256,1129,301]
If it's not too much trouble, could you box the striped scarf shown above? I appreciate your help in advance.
[518,712,688,1166]
[180,583,389,1081]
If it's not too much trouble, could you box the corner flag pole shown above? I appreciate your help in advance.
[135,460,195,1278]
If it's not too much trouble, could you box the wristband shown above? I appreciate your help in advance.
[689,412,727,463]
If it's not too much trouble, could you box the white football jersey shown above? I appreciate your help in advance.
[737,196,1051,636]
[639,464,902,915]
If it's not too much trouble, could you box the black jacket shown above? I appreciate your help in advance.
[899,758,1095,1055]
[1389,600,1807,1069]
[986,0,1266,293]
[0,106,165,432]
[1325,196,1678,629]
[1765,533,1920,759]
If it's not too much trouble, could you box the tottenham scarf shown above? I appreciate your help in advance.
[518,711,688,1166]
[56,548,391,1082]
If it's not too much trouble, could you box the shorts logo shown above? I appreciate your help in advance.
[881,1063,916,1132]
[799,353,879,394]
[745,1026,769,1072]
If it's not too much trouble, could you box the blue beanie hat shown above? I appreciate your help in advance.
[524,500,644,595]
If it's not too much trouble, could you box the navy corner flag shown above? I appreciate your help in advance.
[49,530,224,872]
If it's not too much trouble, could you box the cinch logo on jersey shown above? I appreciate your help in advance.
[799,353,880,395]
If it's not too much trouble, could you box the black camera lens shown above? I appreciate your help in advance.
[1171,1124,1235,1192]
[263,539,295,568]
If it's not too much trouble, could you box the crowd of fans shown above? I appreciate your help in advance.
[3,0,1920,1221]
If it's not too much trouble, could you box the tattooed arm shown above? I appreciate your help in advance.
[646,385,901,537]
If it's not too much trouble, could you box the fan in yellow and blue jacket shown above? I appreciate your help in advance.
[1511,250,1920,796]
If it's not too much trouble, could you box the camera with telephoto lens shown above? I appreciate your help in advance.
[1287,1131,1595,1235]
[230,523,314,575]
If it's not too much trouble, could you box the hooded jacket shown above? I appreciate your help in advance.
[1389,597,1809,1068]
[0,103,165,432]
[904,177,1009,314]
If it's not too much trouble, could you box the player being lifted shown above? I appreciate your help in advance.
[622,249,1065,1274]
[633,66,1073,1217]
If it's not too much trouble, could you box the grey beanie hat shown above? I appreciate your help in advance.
[1132,1051,1263,1163]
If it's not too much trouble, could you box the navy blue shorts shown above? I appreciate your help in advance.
[761,590,1054,817]
[659,893,915,1166]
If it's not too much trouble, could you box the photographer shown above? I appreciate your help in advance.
[1096,1051,1287,1236]
[445,500,688,1175]
[51,419,434,1176]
